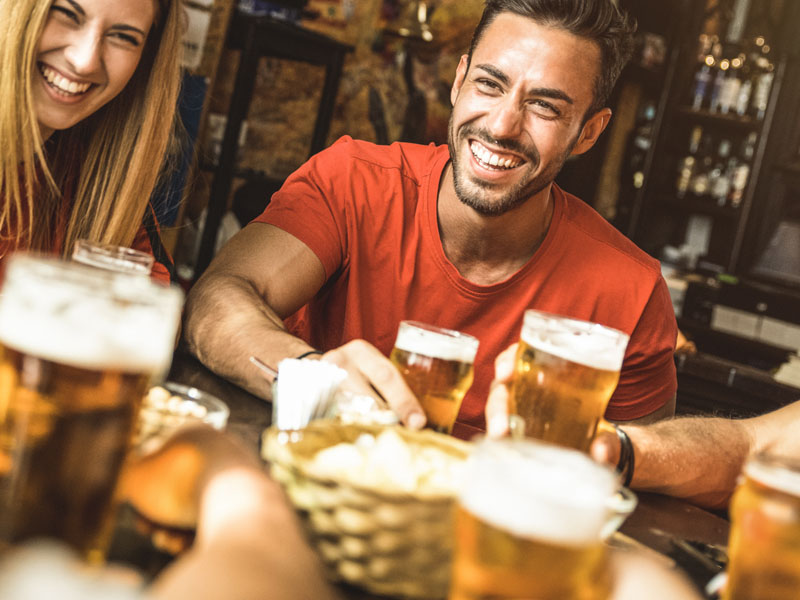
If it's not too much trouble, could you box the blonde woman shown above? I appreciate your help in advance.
[0,0,184,282]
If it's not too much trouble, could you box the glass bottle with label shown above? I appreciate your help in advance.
[676,126,703,199]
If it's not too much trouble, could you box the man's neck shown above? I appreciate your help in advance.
[436,163,555,286]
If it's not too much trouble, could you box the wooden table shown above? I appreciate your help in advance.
[165,346,731,594]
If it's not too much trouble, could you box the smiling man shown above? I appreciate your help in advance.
[185,0,677,439]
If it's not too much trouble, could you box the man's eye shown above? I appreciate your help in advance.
[476,79,500,91]
[531,100,560,116]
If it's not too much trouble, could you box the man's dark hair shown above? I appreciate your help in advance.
[467,0,637,116]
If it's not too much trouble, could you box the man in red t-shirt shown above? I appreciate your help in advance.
[185,0,677,437]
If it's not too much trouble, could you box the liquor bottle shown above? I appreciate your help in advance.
[728,132,757,208]
[676,126,703,198]
[734,53,753,116]
[708,44,727,113]
[709,139,733,206]
[690,35,715,110]
[689,134,715,198]
[750,42,775,120]
[627,101,657,189]
[719,54,744,115]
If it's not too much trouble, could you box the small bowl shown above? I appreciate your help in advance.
[135,382,230,453]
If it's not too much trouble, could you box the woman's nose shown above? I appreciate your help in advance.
[63,28,102,76]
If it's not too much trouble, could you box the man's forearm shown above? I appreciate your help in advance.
[183,272,314,400]
[625,416,753,509]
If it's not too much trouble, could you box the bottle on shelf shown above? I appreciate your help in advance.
[676,126,703,199]
[728,132,757,208]
[750,38,775,120]
[708,138,733,206]
[627,101,657,190]
[734,52,753,116]
[708,43,727,113]
[688,133,715,198]
[690,35,716,111]
[718,54,744,115]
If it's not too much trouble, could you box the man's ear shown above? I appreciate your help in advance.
[571,108,612,156]
[451,54,470,106]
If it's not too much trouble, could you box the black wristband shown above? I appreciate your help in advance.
[296,350,323,360]
[615,426,636,488]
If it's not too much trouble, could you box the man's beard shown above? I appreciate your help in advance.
[447,118,573,216]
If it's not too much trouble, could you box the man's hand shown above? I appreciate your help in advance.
[484,343,518,438]
[321,339,426,429]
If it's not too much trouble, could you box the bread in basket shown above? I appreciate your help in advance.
[262,422,472,599]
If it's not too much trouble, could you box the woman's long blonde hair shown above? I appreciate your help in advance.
[0,0,183,254]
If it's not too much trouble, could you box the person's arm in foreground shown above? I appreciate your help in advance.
[184,224,425,427]
[485,344,800,509]
[121,427,341,600]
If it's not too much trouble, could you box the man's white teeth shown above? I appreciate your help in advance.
[470,142,520,169]
[40,65,91,95]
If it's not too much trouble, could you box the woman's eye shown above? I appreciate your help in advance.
[51,5,79,22]
[111,32,141,46]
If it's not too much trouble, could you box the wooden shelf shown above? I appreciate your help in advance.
[657,194,740,219]
[674,106,761,131]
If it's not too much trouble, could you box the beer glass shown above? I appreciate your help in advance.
[510,310,629,452]
[0,255,183,563]
[389,321,479,434]
[450,438,630,600]
[724,453,800,600]
[72,239,154,276]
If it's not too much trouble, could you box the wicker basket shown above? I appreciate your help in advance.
[262,422,472,599]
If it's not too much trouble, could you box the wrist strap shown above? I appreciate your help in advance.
[615,426,635,488]
[296,350,323,360]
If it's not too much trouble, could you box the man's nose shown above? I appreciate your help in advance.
[63,28,102,76]
[485,96,525,140]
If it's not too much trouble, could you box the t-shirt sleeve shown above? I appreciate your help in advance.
[605,275,678,421]
[251,138,351,279]
[131,205,174,285]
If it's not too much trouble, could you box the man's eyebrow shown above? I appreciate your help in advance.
[528,87,574,105]
[473,63,574,105]
[474,64,511,87]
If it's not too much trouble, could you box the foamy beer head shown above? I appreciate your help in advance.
[72,239,154,276]
[390,321,479,434]
[0,255,183,561]
[725,454,800,600]
[451,439,622,600]
[511,310,629,452]
[0,255,180,376]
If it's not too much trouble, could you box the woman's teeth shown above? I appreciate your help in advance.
[39,64,91,95]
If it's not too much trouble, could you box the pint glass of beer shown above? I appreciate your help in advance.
[72,239,154,276]
[450,438,624,600]
[390,321,479,434]
[0,255,183,563]
[510,310,629,452]
[724,453,800,600]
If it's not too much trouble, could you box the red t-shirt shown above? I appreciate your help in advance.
[255,137,677,438]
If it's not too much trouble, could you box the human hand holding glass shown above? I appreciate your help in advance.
[389,321,479,434]
[488,310,628,452]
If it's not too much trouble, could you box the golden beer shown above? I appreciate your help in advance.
[390,321,479,434]
[0,256,182,563]
[450,439,621,600]
[724,454,800,600]
[510,310,628,452]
